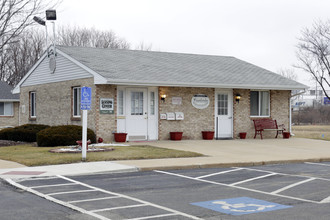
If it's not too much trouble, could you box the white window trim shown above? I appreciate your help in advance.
[250,90,270,117]
[30,92,36,118]
[73,87,81,118]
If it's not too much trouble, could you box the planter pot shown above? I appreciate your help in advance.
[239,132,247,139]
[283,132,290,139]
[114,133,127,142]
[202,131,214,140]
[170,132,183,141]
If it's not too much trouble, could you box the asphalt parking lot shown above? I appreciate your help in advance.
[7,162,330,220]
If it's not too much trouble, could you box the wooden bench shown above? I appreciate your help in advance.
[253,118,285,139]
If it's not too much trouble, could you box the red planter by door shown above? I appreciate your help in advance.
[114,133,127,142]
[239,132,247,139]
[170,132,183,141]
[202,131,214,140]
[283,132,290,139]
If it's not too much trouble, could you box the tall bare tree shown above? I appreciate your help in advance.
[277,68,298,81]
[296,20,330,99]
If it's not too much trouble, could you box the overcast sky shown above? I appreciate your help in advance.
[54,0,330,87]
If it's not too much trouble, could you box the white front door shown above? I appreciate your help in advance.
[126,88,148,141]
[215,90,233,138]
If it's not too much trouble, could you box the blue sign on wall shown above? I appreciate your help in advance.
[324,97,330,105]
[81,87,92,110]
[191,197,291,216]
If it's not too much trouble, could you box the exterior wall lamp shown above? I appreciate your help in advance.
[235,94,241,103]
[161,94,167,102]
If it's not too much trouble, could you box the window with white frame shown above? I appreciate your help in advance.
[0,102,13,116]
[118,90,124,115]
[30,92,36,117]
[73,87,81,117]
[150,92,155,115]
[250,91,270,116]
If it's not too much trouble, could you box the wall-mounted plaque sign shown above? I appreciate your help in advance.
[100,98,114,114]
[191,94,210,109]
[172,97,182,105]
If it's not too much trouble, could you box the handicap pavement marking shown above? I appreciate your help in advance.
[191,197,291,216]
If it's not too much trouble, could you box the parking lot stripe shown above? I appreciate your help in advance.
[305,162,330,167]
[31,183,77,189]
[68,196,121,204]
[58,175,201,219]
[271,178,316,194]
[154,170,320,204]
[46,189,97,196]
[127,213,178,220]
[196,168,242,179]
[320,195,330,203]
[229,173,277,186]
[91,204,148,212]
[5,178,111,220]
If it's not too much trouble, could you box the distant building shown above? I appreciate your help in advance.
[0,81,20,128]
[291,87,330,111]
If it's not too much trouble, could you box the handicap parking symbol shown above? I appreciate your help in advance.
[191,197,291,216]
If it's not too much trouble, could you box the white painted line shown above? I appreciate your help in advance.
[68,196,121,204]
[229,173,277,186]
[58,175,201,219]
[31,183,77,189]
[128,213,177,220]
[271,178,316,194]
[196,168,243,179]
[305,162,330,167]
[5,178,111,220]
[91,204,148,212]
[235,167,330,182]
[154,170,320,204]
[15,176,58,183]
[46,189,97,196]
[320,195,330,203]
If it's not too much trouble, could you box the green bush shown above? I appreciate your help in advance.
[37,125,96,147]
[0,124,50,142]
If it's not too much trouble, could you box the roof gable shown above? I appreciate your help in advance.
[0,81,19,101]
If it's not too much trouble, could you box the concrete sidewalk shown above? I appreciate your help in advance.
[1,138,330,179]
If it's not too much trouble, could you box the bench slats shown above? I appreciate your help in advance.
[253,118,285,139]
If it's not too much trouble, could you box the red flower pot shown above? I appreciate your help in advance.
[283,132,290,139]
[239,132,247,139]
[170,132,183,141]
[202,131,214,140]
[114,133,127,142]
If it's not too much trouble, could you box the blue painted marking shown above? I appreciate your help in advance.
[81,87,92,110]
[191,197,291,216]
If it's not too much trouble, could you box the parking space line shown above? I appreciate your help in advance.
[91,204,148,212]
[271,178,316,194]
[31,183,77,189]
[15,176,58,183]
[229,173,277,186]
[305,162,330,167]
[196,168,242,179]
[127,213,178,220]
[154,170,320,204]
[68,196,121,204]
[5,178,110,220]
[46,189,97,196]
[58,175,201,219]
[320,195,330,203]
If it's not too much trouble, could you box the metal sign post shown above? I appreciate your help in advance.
[81,87,92,161]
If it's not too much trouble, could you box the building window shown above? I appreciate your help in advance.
[250,91,270,117]
[118,90,124,115]
[131,91,143,115]
[217,94,228,115]
[0,102,13,116]
[150,92,155,115]
[30,92,36,118]
[73,87,81,117]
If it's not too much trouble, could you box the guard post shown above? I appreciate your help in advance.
[80,87,92,161]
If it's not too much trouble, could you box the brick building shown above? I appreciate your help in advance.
[13,46,307,141]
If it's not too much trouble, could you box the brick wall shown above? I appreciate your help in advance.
[159,87,215,140]
[19,78,96,131]
[0,102,19,128]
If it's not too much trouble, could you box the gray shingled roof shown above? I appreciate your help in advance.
[58,45,307,90]
[0,81,19,101]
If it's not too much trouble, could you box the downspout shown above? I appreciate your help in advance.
[290,89,306,135]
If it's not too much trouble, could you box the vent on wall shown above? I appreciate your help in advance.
[128,135,147,141]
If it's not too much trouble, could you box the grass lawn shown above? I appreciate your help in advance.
[0,144,203,166]
[292,125,330,141]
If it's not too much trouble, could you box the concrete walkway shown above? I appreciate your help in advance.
[1,138,330,179]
